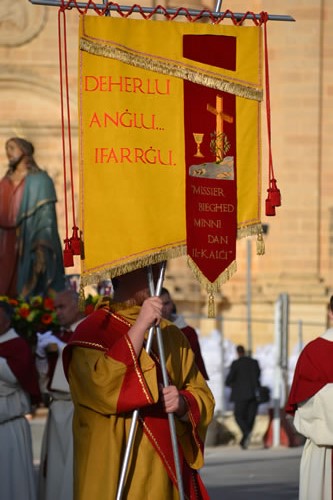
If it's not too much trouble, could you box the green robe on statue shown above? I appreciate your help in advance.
[0,170,65,298]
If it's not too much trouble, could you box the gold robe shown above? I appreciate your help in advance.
[64,304,215,500]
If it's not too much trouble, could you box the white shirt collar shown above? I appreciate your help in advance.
[321,328,333,341]
[0,328,18,343]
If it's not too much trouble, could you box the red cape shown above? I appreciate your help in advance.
[286,336,333,415]
[181,325,209,380]
[63,307,209,500]
[0,336,41,404]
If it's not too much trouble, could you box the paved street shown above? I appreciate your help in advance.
[202,444,302,500]
[30,413,302,499]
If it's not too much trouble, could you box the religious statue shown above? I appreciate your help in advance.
[0,137,65,298]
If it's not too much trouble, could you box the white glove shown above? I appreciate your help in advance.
[36,331,65,358]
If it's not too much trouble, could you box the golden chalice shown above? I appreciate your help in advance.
[193,133,204,157]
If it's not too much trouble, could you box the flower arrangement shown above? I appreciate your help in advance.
[0,295,59,345]
[0,293,103,346]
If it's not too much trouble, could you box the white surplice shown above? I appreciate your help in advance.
[38,319,84,500]
[0,329,36,500]
[293,328,333,500]
[38,392,73,500]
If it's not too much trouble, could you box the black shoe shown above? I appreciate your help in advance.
[240,436,246,449]
[240,434,250,449]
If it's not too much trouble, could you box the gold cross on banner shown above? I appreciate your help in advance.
[207,95,233,161]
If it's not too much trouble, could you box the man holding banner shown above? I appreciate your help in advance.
[63,267,215,499]
[64,11,263,498]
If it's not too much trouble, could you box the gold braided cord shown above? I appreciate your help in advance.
[80,245,187,287]
[80,37,263,102]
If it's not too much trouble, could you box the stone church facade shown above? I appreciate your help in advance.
[0,0,332,352]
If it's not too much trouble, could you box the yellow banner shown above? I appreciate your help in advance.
[78,16,262,286]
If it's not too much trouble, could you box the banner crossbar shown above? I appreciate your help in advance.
[29,0,295,22]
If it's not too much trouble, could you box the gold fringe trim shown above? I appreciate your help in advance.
[80,245,187,288]
[237,223,263,240]
[80,37,263,102]
[78,283,86,312]
[207,291,216,319]
[187,257,237,318]
[237,223,266,256]
[256,232,265,255]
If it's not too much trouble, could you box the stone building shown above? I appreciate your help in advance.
[0,0,332,353]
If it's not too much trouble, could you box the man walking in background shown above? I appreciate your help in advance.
[226,344,261,449]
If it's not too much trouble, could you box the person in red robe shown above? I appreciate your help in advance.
[63,267,215,500]
[36,289,85,500]
[0,300,41,500]
[286,295,333,500]
[0,137,64,298]
[160,287,209,380]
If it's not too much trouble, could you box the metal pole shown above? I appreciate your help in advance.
[116,263,185,499]
[280,293,289,408]
[29,1,296,22]
[220,316,225,415]
[116,263,169,500]
[214,0,223,14]
[272,295,282,447]
[155,324,185,500]
[298,319,303,354]
[246,238,252,356]
[148,263,185,499]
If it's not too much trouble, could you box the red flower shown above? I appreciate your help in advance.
[43,297,55,311]
[41,313,53,325]
[18,306,30,319]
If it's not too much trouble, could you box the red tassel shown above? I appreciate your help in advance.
[70,226,81,256]
[63,238,74,267]
[265,192,276,216]
[270,178,281,207]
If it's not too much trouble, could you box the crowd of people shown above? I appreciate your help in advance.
[3,136,333,500]
[10,276,333,500]
[0,136,215,499]
[0,273,215,500]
